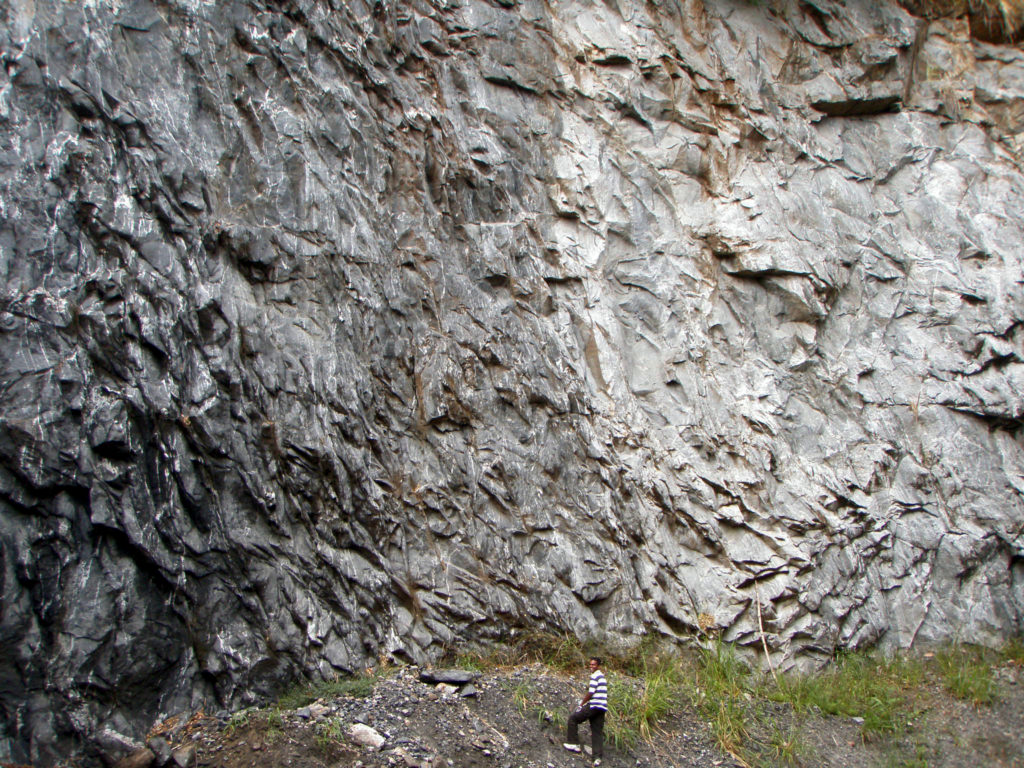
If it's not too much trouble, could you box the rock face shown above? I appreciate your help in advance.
[1,0,1022,763]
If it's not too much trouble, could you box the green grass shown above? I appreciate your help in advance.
[491,636,1019,763]
[547,708,567,729]
[502,677,563,727]
[606,640,688,749]
[223,706,284,742]
[696,639,750,701]
[889,744,930,768]
[265,707,284,742]
[508,679,536,714]
[680,641,936,765]
[766,725,805,767]
[514,630,587,672]
[687,640,752,756]
[998,637,1024,666]
[313,717,344,753]
[768,652,924,736]
[709,695,750,757]
[451,650,490,672]
[469,634,693,751]
[224,708,254,736]
[247,633,1022,767]
[277,673,377,710]
[935,645,995,705]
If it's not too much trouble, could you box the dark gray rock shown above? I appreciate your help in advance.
[0,0,1022,765]
[145,737,171,767]
[94,728,146,767]
[112,750,155,768]
[418,670,481,686]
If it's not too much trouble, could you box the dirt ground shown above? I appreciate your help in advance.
[160,659,1023,768]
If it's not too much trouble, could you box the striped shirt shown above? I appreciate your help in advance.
[588,669,608,710]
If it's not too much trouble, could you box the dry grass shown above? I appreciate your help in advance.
[907,0,1024,42]
[448,630,586,673]
[969,0,1024,42]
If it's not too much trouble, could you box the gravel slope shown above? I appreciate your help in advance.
[127,661,1024,768]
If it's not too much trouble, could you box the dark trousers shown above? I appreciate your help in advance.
[567,704,605,758]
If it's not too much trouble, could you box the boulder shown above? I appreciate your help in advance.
[418,670,481,686]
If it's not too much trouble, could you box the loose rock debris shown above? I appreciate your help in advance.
[117,661,1024,768]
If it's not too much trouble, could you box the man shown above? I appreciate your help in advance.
[564,656,607,766]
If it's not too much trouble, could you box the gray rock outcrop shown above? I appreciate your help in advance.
[1,0,1022,764]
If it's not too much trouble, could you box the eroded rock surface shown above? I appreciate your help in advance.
[1,0,1022,763]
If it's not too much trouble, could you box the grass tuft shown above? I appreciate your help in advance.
[935,645,996,705]
[769,652,922,736]
[313,717,344,753]
[999,637,1024,666]
[585,638,689,749]
[891,744,931,768]
[277,673,377,710]
[223,707,286,743]
[687,640,752,756]
[508,679,536,714]
[516,630,587,672]
[767,725,805,767]
[265,707,284,742]
[223,708,254,736]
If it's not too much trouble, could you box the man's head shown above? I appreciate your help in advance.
[588,656,602,671]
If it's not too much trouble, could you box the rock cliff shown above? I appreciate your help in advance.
[1,0,1022,763]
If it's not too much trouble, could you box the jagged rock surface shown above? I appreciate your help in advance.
[1,0,1023,764]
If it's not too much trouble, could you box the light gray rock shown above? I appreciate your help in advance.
[145,737,171,767]
[168,745,195,768]
[0,0,1022,765]
[349,723,386,750]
